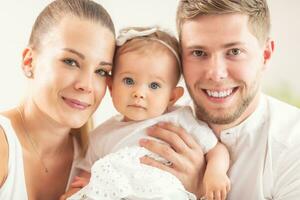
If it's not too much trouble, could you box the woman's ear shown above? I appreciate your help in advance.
[168,86,184,107]
[22,47,34,78]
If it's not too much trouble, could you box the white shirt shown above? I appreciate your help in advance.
[0,115,27,200]
[215,94,300,200]
[0,115,81,200]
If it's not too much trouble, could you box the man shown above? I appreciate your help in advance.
[141,0,300,200]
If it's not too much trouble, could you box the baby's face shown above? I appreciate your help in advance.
[111,49,178,121]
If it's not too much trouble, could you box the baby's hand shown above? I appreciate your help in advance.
[70,176,90,188]
[202,170,231,200]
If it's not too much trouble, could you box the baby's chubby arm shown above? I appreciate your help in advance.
[203,142,231,200]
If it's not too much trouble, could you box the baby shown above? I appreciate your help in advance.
[68,27,230,200]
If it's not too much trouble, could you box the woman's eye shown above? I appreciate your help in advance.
[63,58,78,67]
[123,77,134,85]
[96,69,110,77]
[228,48,241,56]
[192,50,206,57]
[149,82,160,90]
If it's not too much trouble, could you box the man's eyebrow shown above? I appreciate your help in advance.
[62,48,85,59]
[186,42,246,50]
[223,42,245,48]
[186,45,206,50]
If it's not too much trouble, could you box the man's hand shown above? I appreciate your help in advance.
[139,122,206,197]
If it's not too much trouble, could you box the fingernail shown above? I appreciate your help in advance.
[139,138,148,145]
[146,126,154,134]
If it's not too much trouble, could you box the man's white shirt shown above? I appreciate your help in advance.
[196,94,300,200]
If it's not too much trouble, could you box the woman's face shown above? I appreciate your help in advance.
[26,16,115,128]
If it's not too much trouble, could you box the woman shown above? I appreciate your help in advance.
[0,0,115,199]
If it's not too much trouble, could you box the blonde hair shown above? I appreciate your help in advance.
[176,0,271,45]
[29,0,115,156]
[29,0,115,50]
[114,27,181,83]
[70,117,93,156]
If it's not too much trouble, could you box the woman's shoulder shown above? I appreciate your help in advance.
[0,121,9,187]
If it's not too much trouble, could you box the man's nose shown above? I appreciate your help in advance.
[205,55,228,82]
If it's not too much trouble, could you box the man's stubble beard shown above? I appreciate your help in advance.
[186,80,260,125]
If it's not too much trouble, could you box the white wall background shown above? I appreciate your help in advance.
[0,0,299,125]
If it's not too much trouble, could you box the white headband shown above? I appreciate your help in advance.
[116,27,181,71]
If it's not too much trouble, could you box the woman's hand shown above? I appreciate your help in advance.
[59,187,81,200]
[59,174,90,200]
[139,122,206,197]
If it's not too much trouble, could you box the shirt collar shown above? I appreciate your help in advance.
[189,94,268,139]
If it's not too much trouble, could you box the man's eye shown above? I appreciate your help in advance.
[192,50,206,57]
[123,77,134,85]
[228,48,241,56]
[63,58,78,67]
[149,82,160,90]
[96,69,110,77]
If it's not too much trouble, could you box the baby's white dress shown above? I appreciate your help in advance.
[68,106,217,200]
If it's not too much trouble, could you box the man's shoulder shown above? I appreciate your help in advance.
[265,95,300,146]
[266,95,300,114]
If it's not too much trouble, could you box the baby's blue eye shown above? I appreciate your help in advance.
[149,82,160,90]
[63,58,78,67]
[123,77,134,85]
[96,69,110,77]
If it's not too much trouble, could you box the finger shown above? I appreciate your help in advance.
[139,138,180,167]
[206,191,214,200]
[146,124,190,154]
[59,188,81,200]
[221,189,227,200]
[140,155,177,176]
[156,122,200,149]
[214,191,221,200]
[71,180,87,188]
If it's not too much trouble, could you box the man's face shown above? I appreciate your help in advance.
[181,14,273,130]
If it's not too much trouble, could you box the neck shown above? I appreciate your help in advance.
[20,101,72,155]
[209,93,261,137]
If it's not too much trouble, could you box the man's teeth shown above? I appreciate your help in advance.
[206,89,233,98]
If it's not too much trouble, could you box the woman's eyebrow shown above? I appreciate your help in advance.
[62,48,85,59]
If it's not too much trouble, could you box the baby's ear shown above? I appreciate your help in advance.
[168,86,184,107]
[106,76,113,97]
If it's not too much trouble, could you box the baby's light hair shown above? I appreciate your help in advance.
[113,27,181,83]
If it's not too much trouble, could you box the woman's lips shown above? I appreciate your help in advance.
[62,97,90,110]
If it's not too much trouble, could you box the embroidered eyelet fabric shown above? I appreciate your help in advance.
[68,146,196,200]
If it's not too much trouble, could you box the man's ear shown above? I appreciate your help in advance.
[106,76,113,97]
[22,47,34,78]
[168,86,184,107]
[262,38,274,69]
